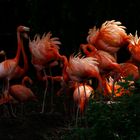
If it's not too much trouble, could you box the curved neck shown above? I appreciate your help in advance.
[15,31,22,64]
[61,55,69,82]
[21,37,28,73]
[22,76,32,86]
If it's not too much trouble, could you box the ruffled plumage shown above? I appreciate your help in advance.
[66,55,99,82]
[128,31,140,62]
[29,32,61,70]
[29,32,61,60]
[87,20,128,54]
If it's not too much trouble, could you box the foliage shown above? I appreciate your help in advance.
[62,85,140,140]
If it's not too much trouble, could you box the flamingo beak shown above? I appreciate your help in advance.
[0,50,5,56]
[23,27,30,32]
[23,27,30,39]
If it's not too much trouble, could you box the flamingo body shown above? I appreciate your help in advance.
[29,32,61,71]
[9,85,36,102]
[73,84,93,112]
[87,20,129,54]
[128,32,140,63]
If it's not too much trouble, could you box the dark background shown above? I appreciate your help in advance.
[0,0,139,60]
[0,1,140,139]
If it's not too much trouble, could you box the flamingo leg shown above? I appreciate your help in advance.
[49,67,54,113]
[76,106,80,127]
[83,83,88,127]
[41,69,48,113]
[75,82,80,127]
[7,103,17,118]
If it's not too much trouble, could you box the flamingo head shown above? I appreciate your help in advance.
[17,26,30,39]
[0,50,6,56]
[22,76,33,86]
[17,25,30,32]
[80,43,97,55]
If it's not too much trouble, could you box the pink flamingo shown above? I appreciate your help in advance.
[127,32,140,66]
[80,44,122,75]
[29,32,62,113]
[87,20,129,57]
[0,76,37,116]
[73,84,94,125]
[0,26,30,92]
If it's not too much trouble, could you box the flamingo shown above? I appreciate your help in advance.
[51,54,104,94]
[0,41,28,80]
[80,44,122,75]
[73,83,94,126]
[8,76,36,102]
[60,54,103,123]
[43,55,102,116]
[87,20,129,57]
[29,32,62,75]
[0,76,36,103]
[127,32,140,66]
[0,50,7,60]
[11,33,28,79]
[120,63,139,80]
[0,26,30,92]
[0,76,37,116]
[29,32,62,113]
[73,84,93,113]
[57,54,103,89]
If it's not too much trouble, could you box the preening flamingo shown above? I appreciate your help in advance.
[66,55,101,83]
[87,20,129,56]
[29,32,62,74]
[58,54,104,94]
[80,44,122,75]
[43,55,101,116]
[0,26,30,91]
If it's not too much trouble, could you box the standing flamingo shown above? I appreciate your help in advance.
[29,32,62,113]
[11,33,28,79]
[43,55,102,117]
[87,20,129,57]
[0,26,30,92]
[53,54,104,93]
[73,84,93,113]
[59,54,104,125]
[73,83,94,126]
[0,39,28,80]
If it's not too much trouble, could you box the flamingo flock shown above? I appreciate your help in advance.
[0,20,139,118]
